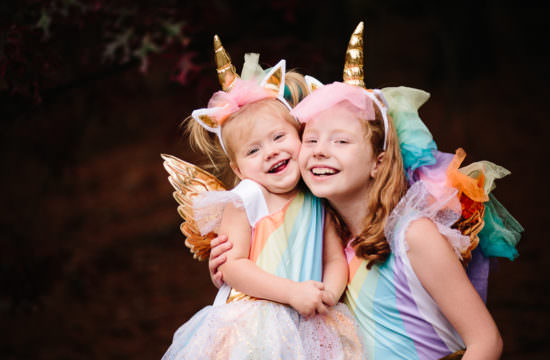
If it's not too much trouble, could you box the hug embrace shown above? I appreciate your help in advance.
[161,22,522,360]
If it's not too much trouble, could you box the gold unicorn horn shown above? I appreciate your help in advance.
[343,21,366,88]
[214,35,240,91]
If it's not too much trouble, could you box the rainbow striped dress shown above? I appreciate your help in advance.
[344,181,467,360]
[162,179,364,360]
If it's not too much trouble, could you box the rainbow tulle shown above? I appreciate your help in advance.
[478,194,522,260]
[382,87,438,176]
[382,86,522,264]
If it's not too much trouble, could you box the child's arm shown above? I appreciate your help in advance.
[218,203,325,317]
[406,218,503,360]
[320,213,349,307]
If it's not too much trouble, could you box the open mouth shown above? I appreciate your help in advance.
[311,167,339,176]
[268,159,289,173]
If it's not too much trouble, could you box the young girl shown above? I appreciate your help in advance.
[209,23,522,359]
[162,36,364,359]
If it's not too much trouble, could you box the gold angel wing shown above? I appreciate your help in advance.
[161,154,227,260]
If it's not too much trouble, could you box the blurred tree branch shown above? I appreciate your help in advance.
[1,0,203,104]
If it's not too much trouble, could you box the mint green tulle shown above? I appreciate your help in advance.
[381,87,437,173]
[381,87,523,261]
[478,194,523,260]
[241,53,265,81]
[459,161,511,195]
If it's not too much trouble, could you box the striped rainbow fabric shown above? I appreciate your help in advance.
[249,189,325,283]
[344,228,465,360]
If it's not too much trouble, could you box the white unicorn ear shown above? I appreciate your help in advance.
[261,59,286,99]
[305,75,324,92]
[191,107,228,154]
[191,107,221,132]
[259,60,292,110]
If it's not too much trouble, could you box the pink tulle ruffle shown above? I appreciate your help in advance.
[290,82,375,123]
[207,79,273,125]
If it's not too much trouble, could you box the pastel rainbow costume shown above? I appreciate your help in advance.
[290,22,522,360]
[162,180,364,359]
[340,85,522,359]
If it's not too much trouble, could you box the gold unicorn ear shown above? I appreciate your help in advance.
[214,35,240,91]
[343,21,366,88]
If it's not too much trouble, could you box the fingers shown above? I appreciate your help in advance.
[211,272,224,289]
[209,237,233,260]
[208,237,229,289]
[316,302,329,315]
[208,254,227,290]
[209,252,227,272]
[312,281,325,290]
[209,234,228,249]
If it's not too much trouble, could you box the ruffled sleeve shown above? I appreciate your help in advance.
[385,180,471,259]
[192,179,269,236]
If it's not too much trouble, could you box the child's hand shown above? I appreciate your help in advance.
[208,235,233,288]
[289,280,328,317]
[321,289,339,307]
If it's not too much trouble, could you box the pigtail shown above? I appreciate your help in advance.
[185,115,238,187]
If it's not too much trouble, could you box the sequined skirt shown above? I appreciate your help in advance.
[162,300,365,360]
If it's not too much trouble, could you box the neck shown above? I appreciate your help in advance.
[327,195,368,238]
[261,187,299,213]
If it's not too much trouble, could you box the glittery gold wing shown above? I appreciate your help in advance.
[161,154,226,261]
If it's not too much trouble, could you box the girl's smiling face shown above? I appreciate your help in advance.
[228,108,302,196]
[299,103,380,204]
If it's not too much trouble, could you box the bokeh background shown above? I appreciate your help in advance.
[1,1,548,359]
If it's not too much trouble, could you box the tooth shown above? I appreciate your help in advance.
[312,168,336,175]
[270,160,287,172]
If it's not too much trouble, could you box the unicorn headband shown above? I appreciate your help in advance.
[192,35,292,154]
[291,22,390,150]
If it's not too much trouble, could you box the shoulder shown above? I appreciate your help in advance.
[219,200,252,237]
[230,179,269,227]
[405,217,457,262]
[406,217,438,240]
[222,200,248,217]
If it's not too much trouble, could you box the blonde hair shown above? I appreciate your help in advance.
[348,99,408,268]
[284,71,308,107]
[186,70,308,187]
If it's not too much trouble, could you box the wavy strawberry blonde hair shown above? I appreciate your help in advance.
[346,96,408,268]
[186,70,308,187]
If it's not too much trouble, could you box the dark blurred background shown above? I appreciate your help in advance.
[1,1,548,359]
